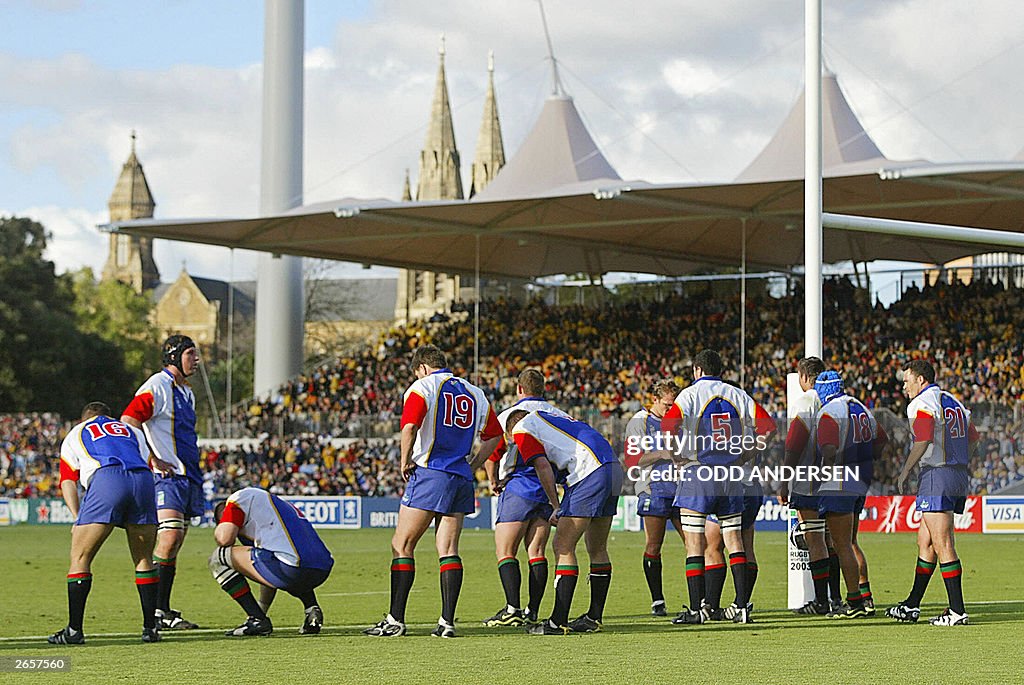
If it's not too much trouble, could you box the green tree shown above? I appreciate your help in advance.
[70,267,160,383]
[0,216,136,416]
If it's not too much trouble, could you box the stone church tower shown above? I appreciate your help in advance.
[102,132,160,292]
[395,43,506,323]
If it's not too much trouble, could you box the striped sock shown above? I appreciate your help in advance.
[587,562,612,622]
[154,555,176,612]
[704,563,727,610]
[220,572,264,618]
[67,573,92,632]
[389,557,415,623]
[859,581,872,601]
[906,557,936,607]
[439,556,463,625]
[551,565,579,626]
[497,556,521,610]
[940,559,965,614]
[685,556,705,610]
[729,552,750,606]
[810,557,831,604]
[135,569,159,630]
[528,557,547,614]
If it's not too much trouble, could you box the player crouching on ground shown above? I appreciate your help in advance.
[212,487,334,637]
[49,402,170,645]
[507,409,623,635]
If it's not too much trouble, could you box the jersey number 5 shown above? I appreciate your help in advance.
[85,421,131,440]
[442,392,475,429]
[710,413,734,442]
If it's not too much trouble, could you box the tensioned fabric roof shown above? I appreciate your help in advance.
[110,75,1024,279]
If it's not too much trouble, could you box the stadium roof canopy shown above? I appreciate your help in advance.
[110,73,1024,279]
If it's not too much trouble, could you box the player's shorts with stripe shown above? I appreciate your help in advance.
[742,481,764,529]
[496,490,553,523]
[155,474,205,518]
[561,462,623,518]
[637,493,679,519]
[674,476,743,517]
[401,467,475,515]
[917,466,969,514]
[77,465,157,526]
[251,547,333,595]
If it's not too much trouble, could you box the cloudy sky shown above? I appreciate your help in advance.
[3,0,1024,288]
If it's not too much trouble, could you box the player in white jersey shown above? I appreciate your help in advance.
[365,345,502,638]
[48,402,166,645]
[211,487,335,637]
[661,350,760,625]
[483,369,569,627]
[509,409,623,635]
[813,371,888,620]
[624,379,683,617]
[779,357,835,615]
[121,334,202,630]
[888,360,978,626]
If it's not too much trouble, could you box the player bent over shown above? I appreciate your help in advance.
[627,380,684,617]
[482,369,568,627]
[812,372,887,619]
[211,487,334,636]
[364,345,502,638]
[507,409,623,635]
[49,402,171,645]
[888,360,977,626]
[662,350,759,625]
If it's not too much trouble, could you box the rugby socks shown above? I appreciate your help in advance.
[685,556,705,610]
[528,557,547,615]
[846,589,866,609]
[67,572,92,632]
[704,563,727,609]
[643,552,664,603]
[439,556,463,625]
[587,562,612,622]
[859,580,872,603]
[906,557,936,607]
[940,559,966,615]
[154,555,176,612]
[810,557,831,604]
[135,569,159,630]
[218,571,266,619]
[747,562,759,599]
[551,565,578,626]
[827,552,842,605]
[389,557,415,623]
[497,556,521,610]
[729,552,750,607]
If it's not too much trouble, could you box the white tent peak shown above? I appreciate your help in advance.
[472,94,621,202]
[736,72,898,183]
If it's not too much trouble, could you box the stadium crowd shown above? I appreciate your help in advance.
[4,276,1024,499]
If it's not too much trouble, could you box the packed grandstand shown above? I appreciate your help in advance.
[3,276,1024,502]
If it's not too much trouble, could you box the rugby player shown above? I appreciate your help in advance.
[887,360,977,626]
[627,380,682,617]
[48,402,170,645]
[509,409,623,635]
[121,334,203,630]
[482,369,568,627]
[364,345,502,638]
[211,487,334,636]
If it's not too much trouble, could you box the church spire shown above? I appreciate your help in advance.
[401,168,412,201]
[416,34,463,200]
[102,132,160,292]
[469,51,505,198]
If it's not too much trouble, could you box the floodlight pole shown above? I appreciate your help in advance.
[254,0,305,397]
[804,0,823,358]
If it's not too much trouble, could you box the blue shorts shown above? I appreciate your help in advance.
[155,474,205,518]
[496,491,552,523]
[742,482,764,529]
[401,467,475,515]
[77,466,157,526]
[637,493,679,519]
[561,463,622,518]
[251,547,332,595]
[917,467,969,514]
[818,490,862,515]
[790,492,820,513]
[674,476,743,517]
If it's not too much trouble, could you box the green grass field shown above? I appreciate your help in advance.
[1,527,1021,684]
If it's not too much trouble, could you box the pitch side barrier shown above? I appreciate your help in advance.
[4,496,1021,534]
